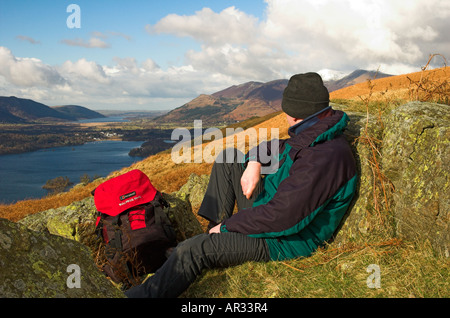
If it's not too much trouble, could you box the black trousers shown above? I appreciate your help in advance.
[125,150,270,298]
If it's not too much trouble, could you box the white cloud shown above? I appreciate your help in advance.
[0,47,236,110]
[61,31,132,50]
[60,59,110,85]
[266,0,449,72]
[91,31,133,42]
[148,7,259,46]
[141,58,161,72]
[147,0,450,78]
[0,47,65,87]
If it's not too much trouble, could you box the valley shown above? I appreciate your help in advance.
[0,123,106,155]
[0,119,177,156]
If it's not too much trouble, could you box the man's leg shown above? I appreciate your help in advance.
[197,149,263,225]
[125,232,270,298]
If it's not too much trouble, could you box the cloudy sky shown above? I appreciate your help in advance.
[0,0,448,111]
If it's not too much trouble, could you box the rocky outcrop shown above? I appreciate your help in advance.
[335,102,449,256]
[382,102,449,255]
[333,112,388,242]
[175,173,210,210]
[18,197,98,247]
[0,218,124,298]
[164,191,204,241]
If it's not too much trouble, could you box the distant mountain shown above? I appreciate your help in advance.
[51,105,105,120]
[155,70,393,124]
[154,79,288,124]
[0,96,104,123]
[324,69,393,92]
[318,69,348,81]
[0,96,73,123]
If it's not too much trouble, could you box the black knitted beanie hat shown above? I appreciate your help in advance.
[282,72,329,119]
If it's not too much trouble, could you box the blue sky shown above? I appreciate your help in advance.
[0,1,265,68]
[0,0,449,111]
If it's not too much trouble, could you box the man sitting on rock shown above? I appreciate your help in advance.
[125,72,358,298]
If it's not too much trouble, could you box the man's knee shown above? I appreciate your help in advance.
[173,234,209,261]
[214,148,245,164]
[170,234,219,273]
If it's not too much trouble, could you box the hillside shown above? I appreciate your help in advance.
[0,96,73,123]
[0,96,104,123]
[51,105,105,120]
[154,79,288,124]
[330,66,449,102]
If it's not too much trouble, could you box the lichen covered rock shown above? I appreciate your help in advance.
[333,112,390,244]
[163,192,203,241]
[382,102,449,255]
[334,102,449,256]
[0,218,124,298]
[18,197,98,247]
[176,173,210,210]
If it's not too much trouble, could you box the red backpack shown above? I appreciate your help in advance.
[92,169,176,286]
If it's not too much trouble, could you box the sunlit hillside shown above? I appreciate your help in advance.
[330,66,449,102]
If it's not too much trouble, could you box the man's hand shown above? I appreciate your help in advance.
[209,224,221,234]
[241,161,262,200]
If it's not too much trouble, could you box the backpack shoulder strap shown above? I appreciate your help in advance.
[150,192,170,224]
[150,192,176,242]
[105,216,123,254]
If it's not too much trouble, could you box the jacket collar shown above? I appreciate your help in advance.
[287,107,348,149]
[288,106,331,136]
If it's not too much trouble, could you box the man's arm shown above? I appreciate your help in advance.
[240,161,261,200]
[209,161,261,234]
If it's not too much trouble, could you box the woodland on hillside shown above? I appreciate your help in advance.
[0,124,103,155]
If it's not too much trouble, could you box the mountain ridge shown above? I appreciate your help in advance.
[154,79,288,124]
[51,105,106,120]
[154,70,393,124]
[324,69,392,92]
[0,96,105,123]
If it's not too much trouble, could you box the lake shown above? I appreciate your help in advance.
[75,116,129,123]
[0,140,143,204]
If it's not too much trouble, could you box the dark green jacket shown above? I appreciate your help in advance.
[221,108,358,260]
